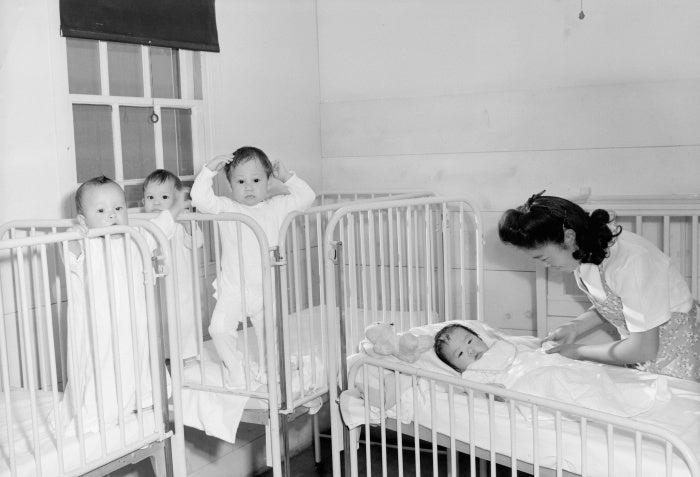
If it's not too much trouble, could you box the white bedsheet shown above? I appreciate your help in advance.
[0,388,160,477]
[181,340,325,444]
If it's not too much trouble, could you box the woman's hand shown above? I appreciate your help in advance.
[544,342,583,359]
[541,321,578,348]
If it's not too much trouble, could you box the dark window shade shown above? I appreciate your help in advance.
[60,0,219,52]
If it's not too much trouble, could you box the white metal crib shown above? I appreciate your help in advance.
[330,195,700,477]
[321,196,486,476]
[0,222,182,477]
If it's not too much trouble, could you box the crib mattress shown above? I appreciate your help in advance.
[0,388,161,477]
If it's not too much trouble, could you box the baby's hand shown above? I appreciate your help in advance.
[67,224,88,256]
[272,160,292,182]
[205,154,233,173]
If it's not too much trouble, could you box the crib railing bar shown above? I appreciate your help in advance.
[18,245,46,475]
[128,232,150,438]
[61,239,88,465]
[442,204,451,321]
[508,399,517,476]
[397,210,406,323]
[188,220,205,378]
[459,204,467,320]
[379,210,388,322]
[389,208,397,322]
[369,210,379,317]
[104,236,128,445]
[302,214,316,395]
[425,205,433,323]
[580,416,587,477]
[10,230,30,389]
[290,220,305,399]
[693,216,698,298]
[532,405,540,477]
[394,369,405,477]
[0,284,19,475]
[606,424,614,477]
[53,228,69,388]
[84,235,109,457]
[29,237,49,390]
[663,215,671,256]
[555,410,562,477]
[40,242,67,473]
[430,379,439,477]
[359,211,369,330]
[468,390,476,476]
[488,394,497,476]
[635,431,643,477]
[379,365,388,477]
[448,384,457,477]
[412,373,421,477]
[361,364,371,477]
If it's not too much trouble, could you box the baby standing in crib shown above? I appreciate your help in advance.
[498,192,700,382]
[143,169,203,360]
[190,147,316,385]
[65,176,184,430]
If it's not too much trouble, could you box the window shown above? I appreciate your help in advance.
[66,38,205,208]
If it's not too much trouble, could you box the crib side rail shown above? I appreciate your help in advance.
[323,196,484,476]
[0,226,169,477]
[344,356,700,477]
[273,194,436,410]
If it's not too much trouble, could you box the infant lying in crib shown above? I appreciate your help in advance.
[433,322,669,417]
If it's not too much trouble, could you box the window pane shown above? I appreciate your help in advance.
[151,47,181,99]
[73,104,114,182]
[193,52,203,100]
[67,38,101,95]
[120,106,156,179]
[162,108,193,176]
[108,42,143,97]
[124,185,144,209]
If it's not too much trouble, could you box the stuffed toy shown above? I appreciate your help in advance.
[364,322,433,363]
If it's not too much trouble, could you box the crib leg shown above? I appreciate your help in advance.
[149,444,168,477]
[313,413,321,464]
[478,457,488,476]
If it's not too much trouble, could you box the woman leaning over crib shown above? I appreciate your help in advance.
[498,191,700,382]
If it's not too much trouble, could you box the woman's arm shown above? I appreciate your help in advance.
[543,308,605,344]
[547,326,660,365]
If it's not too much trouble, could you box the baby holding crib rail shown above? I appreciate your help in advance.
[143,169,204,360]
[63,176,185,433]
[433,322,668,417]
[190,147,316,386]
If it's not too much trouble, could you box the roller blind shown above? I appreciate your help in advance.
[60,0,219,52]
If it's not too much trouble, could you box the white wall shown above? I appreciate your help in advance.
[204,1,322,191]
[317,0,700,332]
[0,0,74,222]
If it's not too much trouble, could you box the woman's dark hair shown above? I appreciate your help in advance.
[224,146,273,182]
[498,191,621,265]
[434,323,481,372]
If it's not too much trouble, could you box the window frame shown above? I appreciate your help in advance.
[67,40,206,197]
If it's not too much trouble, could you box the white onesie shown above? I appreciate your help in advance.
[190,166,315,376]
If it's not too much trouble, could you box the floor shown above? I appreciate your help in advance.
[258,431,533,477]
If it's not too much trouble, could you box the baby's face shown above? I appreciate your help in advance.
[79,183,128,228]
[228,159,269,206]
[443,327,489,372]
[144,179,177,213]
